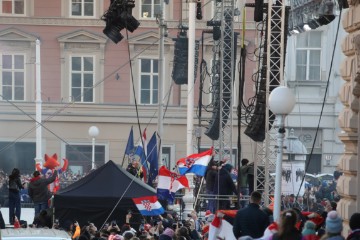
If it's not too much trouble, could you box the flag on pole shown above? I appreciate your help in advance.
[176,148,213,176]
[132,196,165,216]
[134,129,147,181]
[147,132,158,186]
[124,127,134,159]
[157,166,189,204]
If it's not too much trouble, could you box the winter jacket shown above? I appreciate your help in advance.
[322,236,345,240]
[233,203,270,239]
[271,230,303,240]
[213,167,237,196]
[28,170,58,203]
[347,230,360,240]
[303,234,320,240]
[8,176,23,193]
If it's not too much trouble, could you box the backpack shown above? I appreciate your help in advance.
[9,179,19,191]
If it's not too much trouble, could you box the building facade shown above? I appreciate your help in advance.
[285,23,345,175]
[0,0,259,175]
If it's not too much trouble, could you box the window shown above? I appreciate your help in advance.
[140,59,158,104]
[70,56,94,103]
[1,54,25,101]
[0,0,24,15]
[141,0,160,18]
[0,142,36,174]
[66,144,105,174]
[296,31,322,81]
[71,0,94,17]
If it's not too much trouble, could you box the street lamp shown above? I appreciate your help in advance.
[88,126,99,170]
[268,86,296,221]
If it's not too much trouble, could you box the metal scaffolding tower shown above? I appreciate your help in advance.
[254,0,288,205]
[210,0,236,164]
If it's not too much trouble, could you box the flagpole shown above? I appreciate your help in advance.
[183,0,196,218]
[158,0,165,169]
[35,39,43,168]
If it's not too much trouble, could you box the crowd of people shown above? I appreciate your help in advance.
[1,159,360,240]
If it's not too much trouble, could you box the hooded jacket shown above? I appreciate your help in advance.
[28,170,58,203]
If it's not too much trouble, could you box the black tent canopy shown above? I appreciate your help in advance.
[54,160,156,227]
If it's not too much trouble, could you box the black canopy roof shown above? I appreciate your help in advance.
[54,160,156,227]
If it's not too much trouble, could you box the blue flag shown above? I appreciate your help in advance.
[125,127,134,157]
[147,132,158,186]
[134,129,148,182]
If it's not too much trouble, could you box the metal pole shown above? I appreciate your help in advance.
[273,115,285,221]
[183,0,196,218]
[158,0,165,168]
[92,137,95,170]
[35,39,43,168]
[187,2,195,156]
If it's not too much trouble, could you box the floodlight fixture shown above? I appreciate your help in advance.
[101,0,140,44]
[303,24,312,31]
[103,25,124,44]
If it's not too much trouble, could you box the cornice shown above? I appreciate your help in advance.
[0,17,256,30]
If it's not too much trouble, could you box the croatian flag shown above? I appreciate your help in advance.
[176,148,213,176]
[208,210,237,240]
[132,196,165,216]
[157,166,189,204]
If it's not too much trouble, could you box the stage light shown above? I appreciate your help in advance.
[288,0,343,34]
[120,11,140,32]
[101,0,140,44]
[103,25,124,44]
[303,24,312,31]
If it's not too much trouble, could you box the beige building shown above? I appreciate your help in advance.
[0,0,258,175]
[337,0,360,234]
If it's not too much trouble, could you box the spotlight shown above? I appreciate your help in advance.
[103,25,124,44]
[120,11,140,32]
[101,0,140,44]
[303,24,311,31]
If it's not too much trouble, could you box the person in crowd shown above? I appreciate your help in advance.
[239,159,250,208]
[320,211,344,240]
[28,167,58,217]
[346,212,360,240]
[270,209,303,240]
[0,209,5,229]
[288,194,297,208]
[213,163,238,210]
[262,207,274,225]
[126,160,143,179]
[233,191,269,239]
[205,158,218,213]
[8,168,24,224]
[123,229,136,240]
[297,196,306,211]
[176,226,192,240]
[33,209,52,228]
[281,195,290,210]
[72,221,81,240]
[187,210,203,234]
[302,220,320,240]
[247,162,255,194]
[159,227,175,240]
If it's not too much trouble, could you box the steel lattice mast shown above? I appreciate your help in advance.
[254,0,287,205]
[212,0,236,165]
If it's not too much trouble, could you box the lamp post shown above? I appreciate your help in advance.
[88,126,99,170]
[268,86,296,221]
